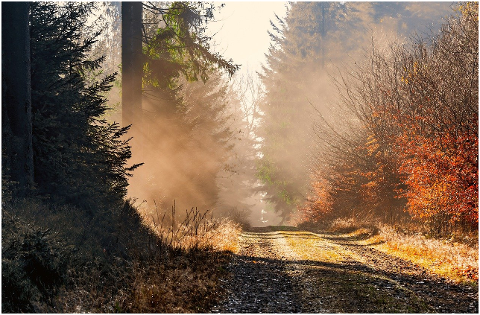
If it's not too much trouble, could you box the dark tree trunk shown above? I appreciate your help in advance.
[121,2,143,131]
[2,2,34,197]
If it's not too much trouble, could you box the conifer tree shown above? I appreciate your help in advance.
[122,2,143,131]
[123,2,240,211]
[29,2,139,209]
[257,3,342,221]
[2,2,34,198]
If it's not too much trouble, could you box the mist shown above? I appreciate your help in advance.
[3,2,475,312]
[98,2,454,227]
[251,1,454,224]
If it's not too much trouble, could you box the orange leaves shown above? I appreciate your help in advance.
[301,2,478,234]
[299,177,334,223]
[397,131,478,227]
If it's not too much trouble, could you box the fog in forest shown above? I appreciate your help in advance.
[98,2,454,227]
[4,2,477,312]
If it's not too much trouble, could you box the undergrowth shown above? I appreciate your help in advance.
[2,198,241,313]
[138,199,241,253]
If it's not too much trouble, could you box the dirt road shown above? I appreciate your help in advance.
[212,227,478,313]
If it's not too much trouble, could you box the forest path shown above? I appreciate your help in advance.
[212,227,478,313]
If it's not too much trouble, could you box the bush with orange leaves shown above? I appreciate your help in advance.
[302,2,478,236]
[397,132,478,234]
[393,2,478,233]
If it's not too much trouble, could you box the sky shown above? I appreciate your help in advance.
[207,1,289,76]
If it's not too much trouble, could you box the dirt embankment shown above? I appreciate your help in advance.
[212,227,478,313]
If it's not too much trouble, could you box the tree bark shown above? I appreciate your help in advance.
[2,2,34,197]
[121,2,143,130]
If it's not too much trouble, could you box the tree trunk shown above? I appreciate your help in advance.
[121,2,143,131]
[2,2,34,197]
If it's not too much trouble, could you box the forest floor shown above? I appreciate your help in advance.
[211,226,478,313]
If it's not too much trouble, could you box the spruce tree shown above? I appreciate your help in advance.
[29,2,139,209]
[124,2,240,211]
[2,2,34,198]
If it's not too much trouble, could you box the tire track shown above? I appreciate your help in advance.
[212,227,478,313]
[211,232,302,313]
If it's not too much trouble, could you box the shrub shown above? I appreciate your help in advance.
[2,207,71,312]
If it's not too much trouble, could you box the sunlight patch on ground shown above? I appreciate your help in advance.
[278,231,360,264]
[373,239,477,284]
[352,226,478,284]
[267,229,433,313]
[242,227,478,285]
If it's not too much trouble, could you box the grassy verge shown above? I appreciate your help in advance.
[328,218,478,285]
[374,225,477,284]
[2,198,241,312]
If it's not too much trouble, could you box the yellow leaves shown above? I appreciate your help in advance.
[401,61,421,85]
[456,2,479,19]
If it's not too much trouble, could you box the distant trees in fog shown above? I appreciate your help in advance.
[121,2,241,213]
[301,2,478,235]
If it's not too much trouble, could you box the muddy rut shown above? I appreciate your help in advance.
[212,227,478,313]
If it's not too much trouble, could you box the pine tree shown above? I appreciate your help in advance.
[2,2,34,198]
[29,2,139,209]
[131,69,235,212]
[121,2,143,131]
[257,3,337,221]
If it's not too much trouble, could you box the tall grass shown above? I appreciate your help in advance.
[377,224,478,283]
[137,199,241,252]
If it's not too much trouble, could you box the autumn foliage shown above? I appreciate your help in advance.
[302,3,478,235]
[398,133,478,229]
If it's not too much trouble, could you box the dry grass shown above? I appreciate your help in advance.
[327,217,478,284]
[138,200,242,252]
[127,249,233,313]
[2,198,242,313]
[373,224,478,284]
[125,205,242,313]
